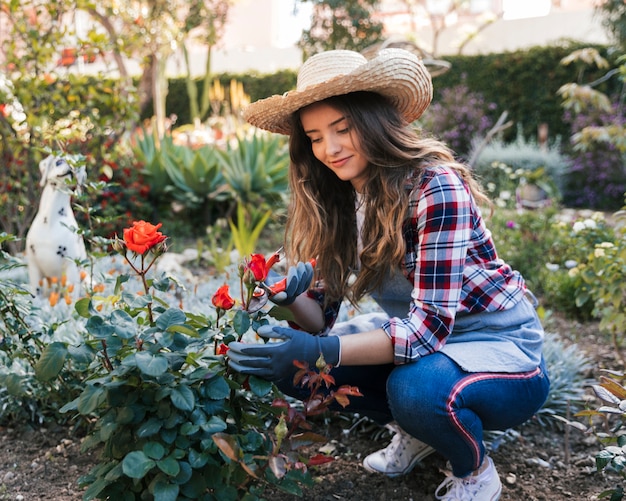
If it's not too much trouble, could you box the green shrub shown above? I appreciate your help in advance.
[0,223,359,499]
[489,207,561,294]
[472,127,570,201]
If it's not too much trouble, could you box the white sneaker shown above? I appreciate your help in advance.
[362,423,436,477]
[435,456,502,501]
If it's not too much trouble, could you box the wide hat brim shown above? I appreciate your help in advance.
[243,48,433,135]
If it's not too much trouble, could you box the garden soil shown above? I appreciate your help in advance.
[0,312,622,501]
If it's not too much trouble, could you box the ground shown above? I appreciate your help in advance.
[0,312,622,501]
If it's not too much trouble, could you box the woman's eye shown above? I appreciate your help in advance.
[309,137,322,144]
[338,127,350,134]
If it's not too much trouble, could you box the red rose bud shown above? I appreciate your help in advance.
[247,253,268,281]
[212,284,235,310]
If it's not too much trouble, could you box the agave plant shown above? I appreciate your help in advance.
[160,136,229,208]
[217,132,289,207]
[132,131,231,217]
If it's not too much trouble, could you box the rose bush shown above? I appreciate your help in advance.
[23,221,359,500]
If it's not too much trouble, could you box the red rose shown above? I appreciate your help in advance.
[216,343,229,355]
[247,253,268,281]
[212,284,235,310]
[246,251,281,282]
[123,220,167,254]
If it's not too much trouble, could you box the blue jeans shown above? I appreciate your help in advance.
[278,356,549,477]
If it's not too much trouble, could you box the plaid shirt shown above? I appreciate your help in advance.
[308,166,526,364]
[382,166,526,363]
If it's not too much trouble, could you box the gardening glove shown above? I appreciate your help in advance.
[227,325,340,381]
[262,261,314,306]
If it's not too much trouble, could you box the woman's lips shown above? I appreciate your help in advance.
[330,156,350,168]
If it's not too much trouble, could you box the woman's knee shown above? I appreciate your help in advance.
[386,357,449,421]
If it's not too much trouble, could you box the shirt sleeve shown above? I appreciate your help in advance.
[381,169,473,364]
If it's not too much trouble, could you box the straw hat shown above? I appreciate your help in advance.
[243,48,433,135]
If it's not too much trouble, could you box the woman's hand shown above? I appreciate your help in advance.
[263,261,314,306]
[227,325,340,381]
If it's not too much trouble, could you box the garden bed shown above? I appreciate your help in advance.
[0,312,621,500]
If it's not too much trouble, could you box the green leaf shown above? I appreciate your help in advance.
[156,308,187,330]
[596,449,614,470]
[166,324,199,337]
[232,310,251,336]
[200,416,227,434]
[86,315,115,338]
[34,342,68,381]
[135,352,169,377]
[268,305,296,322]
[170,384,195,411]
[75,297,94,318]
[204,376,230,400]
[122,291,151,308]
[4,374,24,397]
[77,385,106,414]
[110,309,137,339]
[137,417,163,438]
[188,449,208,468]
[82,476,109,500]
[248,376,272,397]
[157,456,181,477]
[67,343,95,365]
[153,480,179,501]
[143,441,166,460]
[122,450,155,479]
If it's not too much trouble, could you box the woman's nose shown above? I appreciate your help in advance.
[325,136,342,156]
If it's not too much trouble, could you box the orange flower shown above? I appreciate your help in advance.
[123,220,167,255]
[211,284,235,311]
[49,291,60,307]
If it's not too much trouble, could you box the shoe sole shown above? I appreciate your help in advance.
[362,446,436,478]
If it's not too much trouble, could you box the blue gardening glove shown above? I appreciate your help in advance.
[227,325,340,381]
[263,261,314,306]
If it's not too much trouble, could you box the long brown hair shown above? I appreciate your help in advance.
[285,91,490,306]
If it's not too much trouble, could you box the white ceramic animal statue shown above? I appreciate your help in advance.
[25,155,87,299]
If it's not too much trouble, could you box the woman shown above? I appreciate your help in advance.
[228,49,550,501]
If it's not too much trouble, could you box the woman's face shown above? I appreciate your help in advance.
[299,101,369,192]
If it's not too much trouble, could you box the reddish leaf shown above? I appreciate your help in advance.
[308,454,334,466]
[335,385,363,397]
[320,372,335,388]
